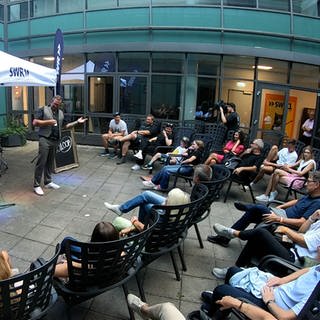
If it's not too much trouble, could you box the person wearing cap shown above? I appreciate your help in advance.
[100,112,128,159]
[142,135,189,171]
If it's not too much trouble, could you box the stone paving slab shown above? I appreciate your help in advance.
[0,140,269,319]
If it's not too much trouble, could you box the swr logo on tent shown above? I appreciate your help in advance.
[9,67,30,77]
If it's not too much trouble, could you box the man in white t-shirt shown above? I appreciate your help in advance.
[100,112,128,159]
[251,139,298,185]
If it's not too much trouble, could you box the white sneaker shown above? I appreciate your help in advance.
[45,182,60,190]
[213,223,235,239]
[34,186,44,196]
[142,180,155,189]
[269,190,278,201]
[127,294,147,318]
[134,150,143,160]
[131,164,141,171]
[104,202,122,216]
[212,267,228,279]
[255,194,269,202]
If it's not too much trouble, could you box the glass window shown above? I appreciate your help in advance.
[152,53,184,74]
[0,5,3,21]
[11,86,28,112]
[258,0,289,11]
[8,3,28,21]
[196,77,219,121]
[257,59,289,84]
[87,53,116,72]
[187,54,220,76]
[292,0,320,17]
[88,76,113,113]
[223,0,256,8]
[290,63,319,89]
[118,52,149,72]
[221,80,254,128]
[119,76,147,115]
[153,0,220,4]
[119,0,149,6]
[58,0,85,13]
[87,0,116,10]
[151,75,181,120]
[223,55,255,80]
[31,0,56,17]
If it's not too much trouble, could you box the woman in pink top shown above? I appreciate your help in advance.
[205,131,245,166]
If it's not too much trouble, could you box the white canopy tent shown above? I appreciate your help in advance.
[0,50,56,87]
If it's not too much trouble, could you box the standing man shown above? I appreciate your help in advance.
[100,112,128,159]
[301,109,315,145]
[220,102,240,136]
[33,95,87,196]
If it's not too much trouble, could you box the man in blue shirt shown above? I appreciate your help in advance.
[208,171,320,247]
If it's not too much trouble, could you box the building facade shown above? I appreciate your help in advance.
[0,0,319,146]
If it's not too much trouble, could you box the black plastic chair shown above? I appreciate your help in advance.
[141,184,208,281]
[204,123,227,151]
[0,244,60,320]
[53,213,159,320]
[189,165,231,248]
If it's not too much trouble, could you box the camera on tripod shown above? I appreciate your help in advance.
[214,100,228,114]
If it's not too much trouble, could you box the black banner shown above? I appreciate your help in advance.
[53,28,64,95]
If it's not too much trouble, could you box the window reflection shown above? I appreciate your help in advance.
[151,75,181,120]
[87,53,116,73]
[119,76,147,115]
[152,53,183,74]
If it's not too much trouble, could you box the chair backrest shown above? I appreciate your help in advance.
[295,140,306,156]
[204,123,227,150]
[312,147,320,170]
[172,127,195,147]
[262,131,284,147]
[0,244,60,320]
[144,184,208,254]
[298,281,320,320]
[261,141,272,159]
[190,166,230,223]
[62,213,158,293]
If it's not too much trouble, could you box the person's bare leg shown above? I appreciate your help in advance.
[121,141,131,157]
[266,145,278,162]
[253,165,274,184]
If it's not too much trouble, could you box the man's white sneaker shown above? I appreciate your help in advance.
[127,294,147,319]
[131,164,141,171]
[134,150,143,160]
[142,180,155,189]
[269,190,278,201]
[213,223,235,239]
[44,182,60,190]
[104,202,122,216]
[255,194,269,202]
[212,267,228,280]
[34,186,44,196]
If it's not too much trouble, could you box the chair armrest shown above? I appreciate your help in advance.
[258,255,301,276]
[267,200,285,207]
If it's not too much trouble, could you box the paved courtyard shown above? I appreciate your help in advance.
[0,141,267,319]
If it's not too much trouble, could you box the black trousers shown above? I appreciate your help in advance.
[236,227,295,267]
[34,137,58,187]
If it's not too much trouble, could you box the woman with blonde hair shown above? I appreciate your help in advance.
[107,188,191,236]
[0,250,12,281]
[256,145,316,202]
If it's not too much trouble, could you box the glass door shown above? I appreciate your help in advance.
[251,83,291,145]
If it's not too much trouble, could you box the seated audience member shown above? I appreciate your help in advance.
[141,140,204,191]
[54,222,119,278]
[251,139,298,186]
[142,136,190,170]
[132,122,174,171]
[127,294,185,320]
[205,131,245,166]
[100,112,128,159]
[212,209,320,278]
[228,138,264,184]
[116,114,159,165]
[256,145,316,202]
[0,250,14,280]
[104,165,212,225]
[207,171,320,247]
[198,247,320,320]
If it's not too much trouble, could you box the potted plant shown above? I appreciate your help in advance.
[0,116,27,147]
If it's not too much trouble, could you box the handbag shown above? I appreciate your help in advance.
[223,155,242,170]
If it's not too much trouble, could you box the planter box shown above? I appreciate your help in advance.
[1,134,26,147]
